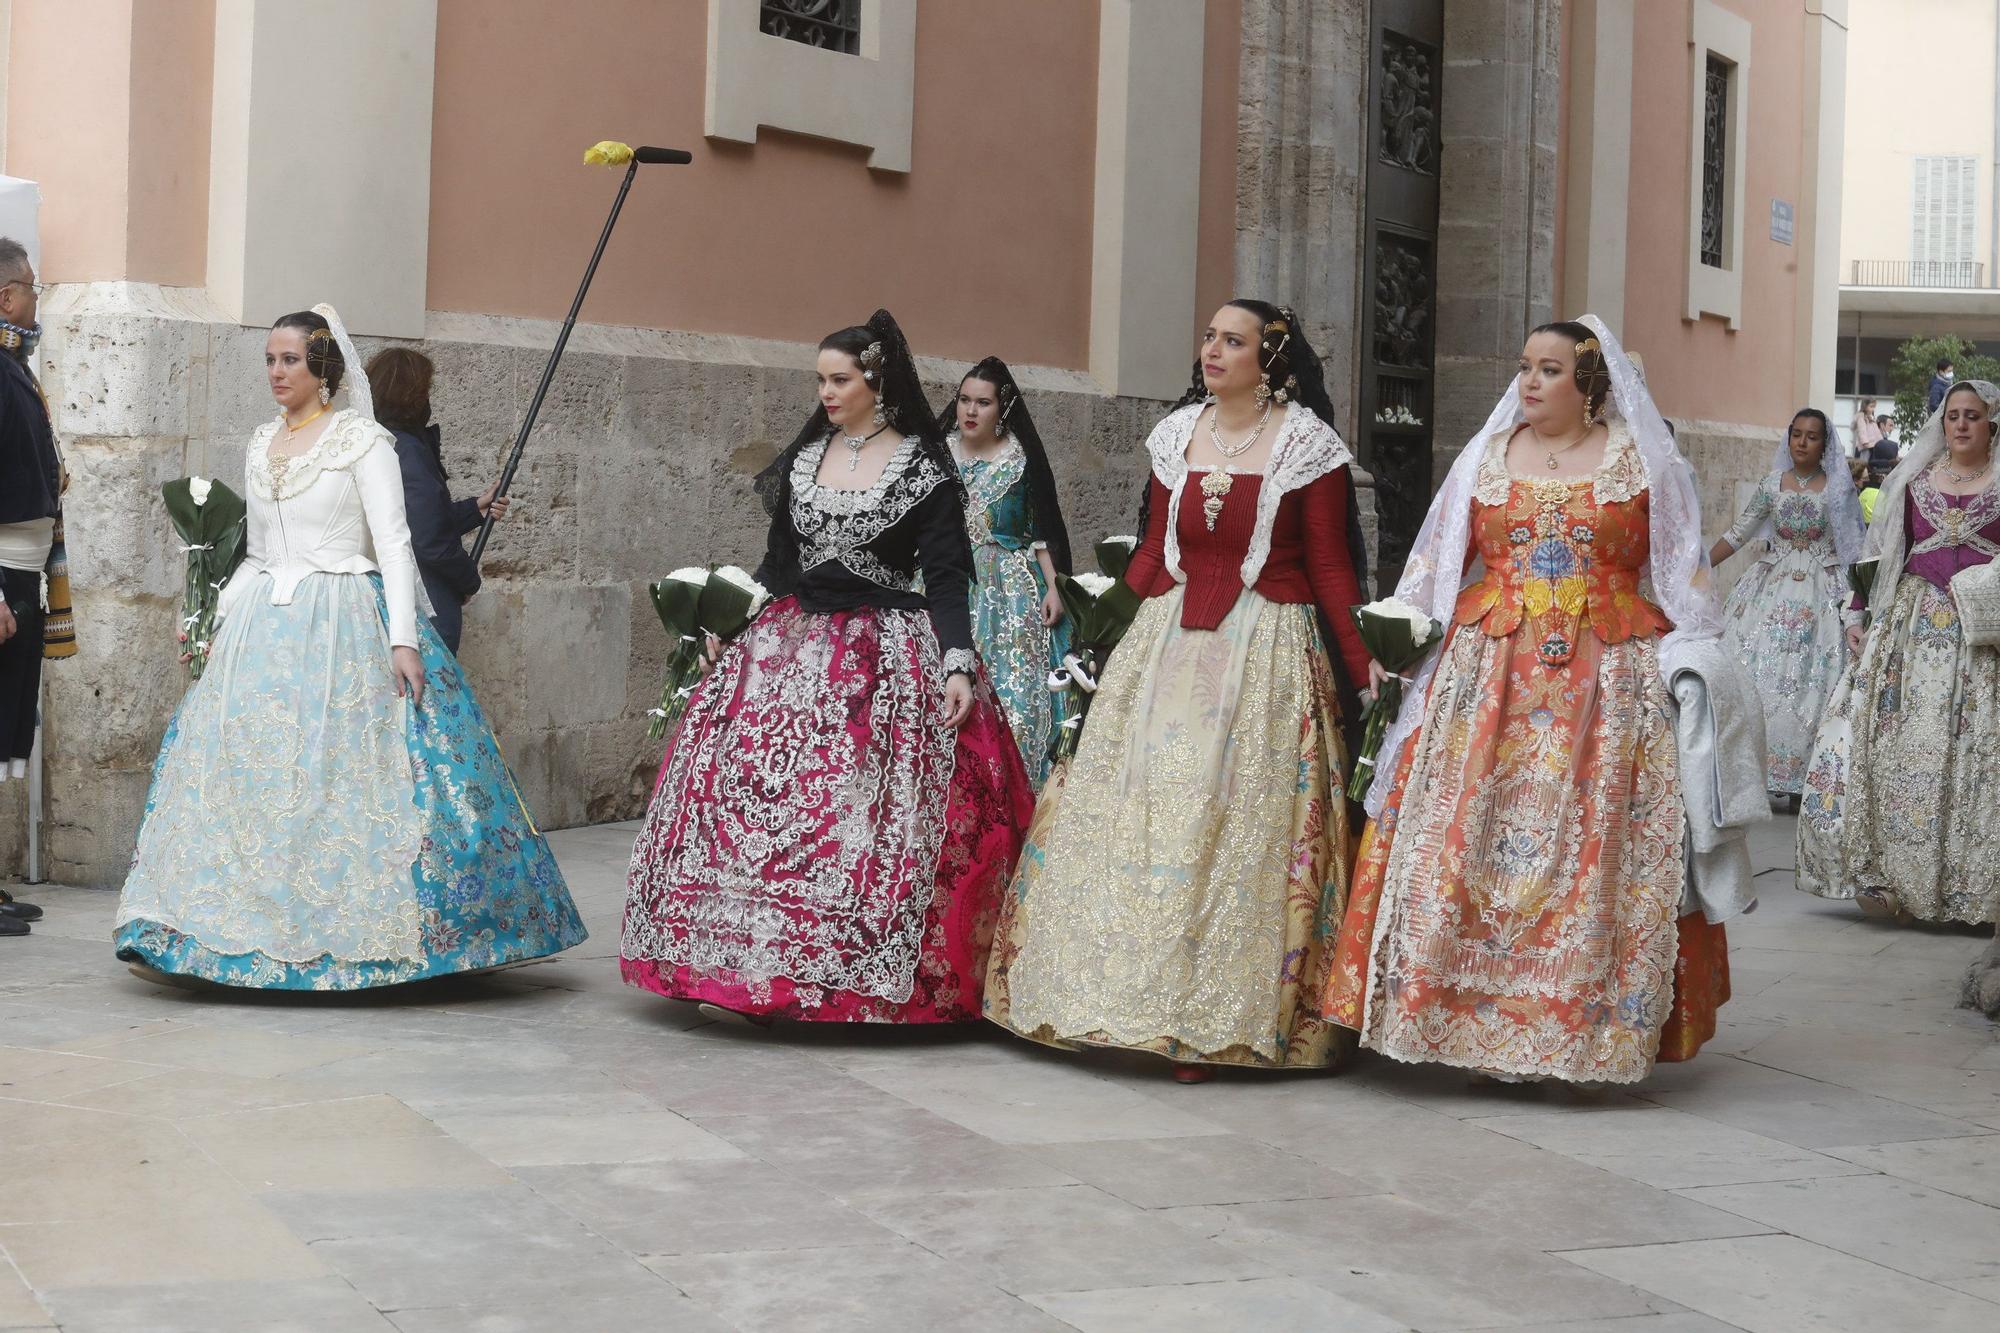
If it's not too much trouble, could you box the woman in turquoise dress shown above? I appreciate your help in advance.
[114,305,585,989]
[947,358,1073,787]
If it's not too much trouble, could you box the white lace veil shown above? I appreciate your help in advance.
[1751,413,1864,567]
[312,302,373,422]
[1366,314,1723,814]
[1861,378,2000,604]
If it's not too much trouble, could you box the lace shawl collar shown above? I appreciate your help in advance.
[790,432,950,589]
[1472,415,1646,508]
[247,410,386,502]
[1144,402,1356,587]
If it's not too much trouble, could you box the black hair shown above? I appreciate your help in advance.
[1138,298,1375,745]
[272,310,345,395]
[946,356,1072,574]
[753,309,956,596]
[1788,408,1833,464]
[1938,357,1956,373]
[1527,319,1611,421]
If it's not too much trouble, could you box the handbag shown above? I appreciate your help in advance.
[1950,559,2000,647]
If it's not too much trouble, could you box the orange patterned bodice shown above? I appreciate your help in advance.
[1453,429,1672,668]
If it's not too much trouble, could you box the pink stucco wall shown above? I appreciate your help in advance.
[425,0,1115,371]
[1621,0,1807,431]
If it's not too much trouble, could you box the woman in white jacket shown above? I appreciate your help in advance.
[116,306,585,989]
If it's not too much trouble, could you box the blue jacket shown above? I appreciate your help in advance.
[390,425,482,653]
[1928,374,1954,416]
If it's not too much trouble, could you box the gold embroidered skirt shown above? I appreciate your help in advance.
[984,587,1354,1069]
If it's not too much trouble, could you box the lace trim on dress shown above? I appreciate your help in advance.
[790,433,950,590]
[1909,470,2000,559]
[247,410,385,502]
[1473,416,1645,508]
[953,437,1027,548]
[1143,403,1354,586]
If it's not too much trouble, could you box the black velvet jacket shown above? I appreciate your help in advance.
[0,351,58,527]
[754,433,977,663]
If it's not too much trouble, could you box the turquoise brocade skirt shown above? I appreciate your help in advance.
[114,571,585,989]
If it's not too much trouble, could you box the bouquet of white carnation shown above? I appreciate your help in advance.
[1345,596,1444,803]
[162,474,248,679]
[1045,536,1144,764]
[645,564,771,741]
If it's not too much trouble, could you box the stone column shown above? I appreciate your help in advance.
[207,0,436,337]
[1089,0,1206,402]
[1433,0,1563,476]
[1232,0,1368,431]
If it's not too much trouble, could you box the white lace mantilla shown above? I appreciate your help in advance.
[791,433,950,591]
[1146,402,1355,589]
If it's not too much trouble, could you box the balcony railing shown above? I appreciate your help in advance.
[1849,259,1988,288]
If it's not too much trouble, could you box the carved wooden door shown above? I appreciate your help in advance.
[1360,0,1444,589]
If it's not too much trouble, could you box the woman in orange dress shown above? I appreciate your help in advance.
[1323,317,1733,1084]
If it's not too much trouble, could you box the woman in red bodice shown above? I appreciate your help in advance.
[985,300,1376,1078]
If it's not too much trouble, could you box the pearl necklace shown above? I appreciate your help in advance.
[1207,398,1273,458]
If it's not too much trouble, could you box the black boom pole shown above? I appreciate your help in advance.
[470,145,691,565]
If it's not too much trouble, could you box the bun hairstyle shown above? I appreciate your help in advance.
[816,309,940,441]
[1529,319,1611,424]
[754,309,956,597]
[273,309,346,395]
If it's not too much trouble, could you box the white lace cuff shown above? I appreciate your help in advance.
[941,648,979,678]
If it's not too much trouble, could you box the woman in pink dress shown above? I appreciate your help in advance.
[620,310,1034,1022]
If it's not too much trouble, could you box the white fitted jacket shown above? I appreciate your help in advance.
[217,410,422,648]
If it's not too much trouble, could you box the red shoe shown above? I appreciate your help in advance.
[1171,1063,1212,1084]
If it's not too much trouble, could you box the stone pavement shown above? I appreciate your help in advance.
[1,816,1996,1333]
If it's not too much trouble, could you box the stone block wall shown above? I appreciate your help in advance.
[3,284,1378,886]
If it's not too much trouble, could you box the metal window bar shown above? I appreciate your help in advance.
[1700,55,1728,269]
[760,0,860,54]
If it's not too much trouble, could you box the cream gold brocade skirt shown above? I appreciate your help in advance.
[984,587,1354,1069]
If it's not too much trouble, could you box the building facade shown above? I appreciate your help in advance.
[0,0,1840,885]
[1837,0,2000,427]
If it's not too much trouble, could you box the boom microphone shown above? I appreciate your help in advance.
[634,146,693,165]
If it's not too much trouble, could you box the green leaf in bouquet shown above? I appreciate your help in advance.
[697,570,759,641]
[1094,536,1138,582]
[197,479,248,539]
[649,572,706,640]
[1054,572,1099,630]
[1847,558,1879,609]
[1088,578,1142,649]
[1350,606,1439,674]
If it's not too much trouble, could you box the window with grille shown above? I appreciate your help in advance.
[1699,55,1729,269]
[1912,155,1978,285]
[760,0,860,54]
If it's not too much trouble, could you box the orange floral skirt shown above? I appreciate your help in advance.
[1323,621,1724,1083]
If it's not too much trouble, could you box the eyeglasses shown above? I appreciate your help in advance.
[1,280,44,297]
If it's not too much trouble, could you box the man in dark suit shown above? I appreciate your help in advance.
[0,236,53,933]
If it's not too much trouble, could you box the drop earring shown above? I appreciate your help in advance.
[318,382,331,406]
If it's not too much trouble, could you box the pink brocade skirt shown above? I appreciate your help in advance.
[619,596,1033,1021]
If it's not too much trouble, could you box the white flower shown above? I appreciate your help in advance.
[1072,572,1115,598]
[1362,595,1435,646]
[663,566,708,587]
[711,564,772,615]
[189,476,213,506]
[1100,535,1137,552]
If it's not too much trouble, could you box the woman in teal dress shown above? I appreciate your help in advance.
[946,358,1073,787]
[114,305,585,989]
